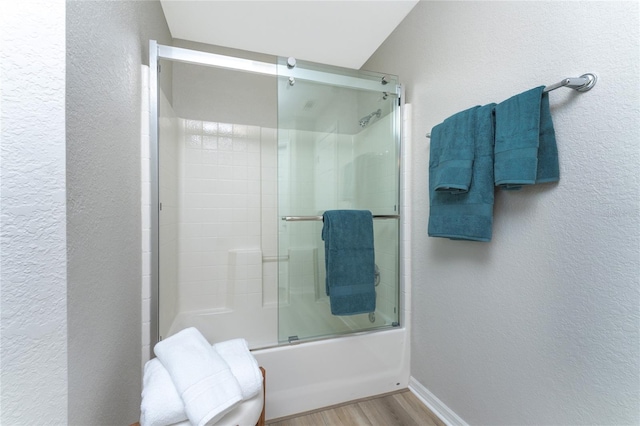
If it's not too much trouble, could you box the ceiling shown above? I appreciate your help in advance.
[160,0,419,70]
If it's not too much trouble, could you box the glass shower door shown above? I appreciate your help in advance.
[276,58,401,343]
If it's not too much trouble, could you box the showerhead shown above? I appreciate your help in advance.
[359,109,382,128]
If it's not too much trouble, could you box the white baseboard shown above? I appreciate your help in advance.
[408,376,468,426]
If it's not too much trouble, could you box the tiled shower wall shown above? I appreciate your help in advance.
[141,67,279,362]
[177,120,277,313]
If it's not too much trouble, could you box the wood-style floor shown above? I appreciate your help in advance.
[266,390,445,426]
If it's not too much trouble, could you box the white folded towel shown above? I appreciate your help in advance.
[154,328,243,426]
[140,358,188,426]
[213,339,263,400]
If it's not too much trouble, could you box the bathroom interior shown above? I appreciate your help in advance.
[2,1,639,426]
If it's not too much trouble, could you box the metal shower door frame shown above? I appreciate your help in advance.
[148,40,403,352]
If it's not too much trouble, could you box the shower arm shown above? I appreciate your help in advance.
[359,109,382,127]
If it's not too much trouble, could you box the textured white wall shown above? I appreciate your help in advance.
[365,1,640,424]
[0,0,68,423]
[66,1,172,423]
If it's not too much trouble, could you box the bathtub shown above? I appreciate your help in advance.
[167,307,409,420]
[253,328,410,420]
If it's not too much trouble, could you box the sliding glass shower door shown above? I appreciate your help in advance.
[276,59,401,343]
[151,42,401,350]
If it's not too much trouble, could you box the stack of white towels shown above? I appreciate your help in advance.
[140,327,263,426]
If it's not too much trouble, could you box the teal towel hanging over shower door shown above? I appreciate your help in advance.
[322,210,376,316]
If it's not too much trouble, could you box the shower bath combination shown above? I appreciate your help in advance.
[149,41,402,352]
[147,40,407,419]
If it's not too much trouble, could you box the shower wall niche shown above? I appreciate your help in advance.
[152,42,401,349]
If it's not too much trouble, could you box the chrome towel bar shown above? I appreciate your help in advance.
[426,73,597,138]
[282,214,400,222]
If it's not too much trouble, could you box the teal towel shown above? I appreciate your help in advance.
[322,210,376,315]
[494,86,560,190]
[428,104,496,242]
[429,106,480,194]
